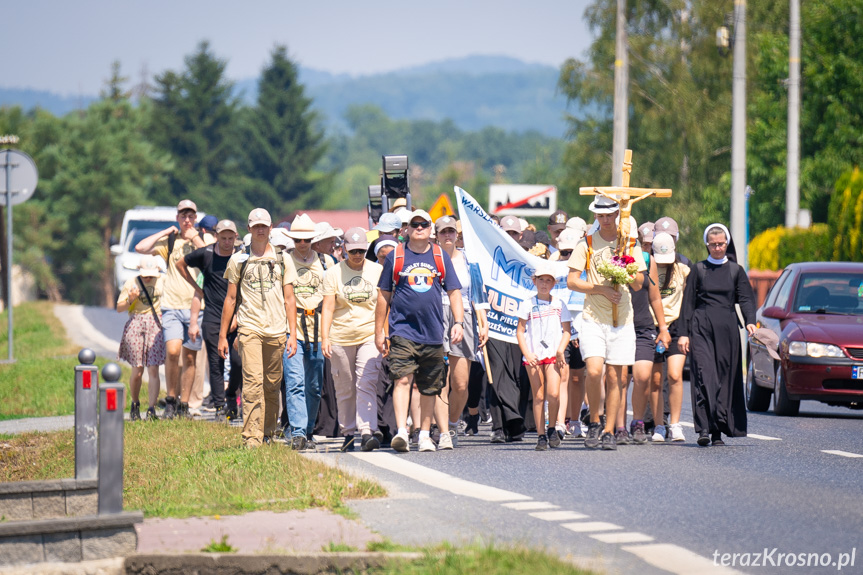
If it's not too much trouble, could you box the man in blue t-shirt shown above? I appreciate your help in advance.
[376,209,464,453]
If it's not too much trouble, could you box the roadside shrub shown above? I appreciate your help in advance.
[749,224,831,271]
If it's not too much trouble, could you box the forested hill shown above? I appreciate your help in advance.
[1,56,572,138]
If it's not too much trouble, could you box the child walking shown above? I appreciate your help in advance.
[516,262,572,450]
[117,255,166,421]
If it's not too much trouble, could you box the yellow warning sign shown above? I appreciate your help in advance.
[428,194,455,221]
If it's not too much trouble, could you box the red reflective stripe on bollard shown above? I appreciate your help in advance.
[106,388,117,411]
[82,370,92,389]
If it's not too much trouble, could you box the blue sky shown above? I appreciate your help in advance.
[2,0,594,95]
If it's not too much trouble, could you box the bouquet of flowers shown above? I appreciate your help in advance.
[595,253,639,326]
[596,254,639,285]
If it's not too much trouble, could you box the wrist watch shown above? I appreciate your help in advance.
[454,321,464,327]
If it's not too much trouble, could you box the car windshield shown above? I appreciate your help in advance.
[793,272,863,315]
[124,221,173,252]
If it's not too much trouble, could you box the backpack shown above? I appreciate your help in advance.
[392,243,446,286]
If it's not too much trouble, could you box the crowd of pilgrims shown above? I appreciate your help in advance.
[116,197,757,452]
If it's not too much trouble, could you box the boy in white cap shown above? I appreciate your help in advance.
[566,196,647,451]
[218,208,298,449]
[135,199,205,419]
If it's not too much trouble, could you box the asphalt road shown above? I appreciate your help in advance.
[79,305,863,574]
[312,391,863,575]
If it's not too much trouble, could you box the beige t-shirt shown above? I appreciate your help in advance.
[651,262,691,326]
[321,260,382,346]
[118,276,165,315]
[291,252,330,342]
[568,231,647,326]
[153,235,200,310]
[224,246,298,338]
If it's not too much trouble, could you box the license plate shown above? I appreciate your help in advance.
[854,366,863,380]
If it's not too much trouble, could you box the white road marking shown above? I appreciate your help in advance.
[561,521,622,533]
[349,452,531,502]
[622,543,745,575]
[591,532,654,544]
[528,510,589,521]
[822,450,863,458]
[501,501,559,511]
[747,433,782,441]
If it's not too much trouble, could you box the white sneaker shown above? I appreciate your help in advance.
[418,436,437,452]
[651,425,666,443]
[438,431,454,450]
[669,423,685,442]
[391,431,410,452]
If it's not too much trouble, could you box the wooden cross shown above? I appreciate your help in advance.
[579,150,672,252]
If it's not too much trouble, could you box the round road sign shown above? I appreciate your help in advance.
[0,149,39,206]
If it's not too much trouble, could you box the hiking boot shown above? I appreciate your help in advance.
[129,401,141,422]
[584,422,602,449]
[535,435,549,451]
[392,430,410,453]
[178,402,192,420]
[340,435,356,452]
[631,420,648,445]
[711,432,724,446]
[409,429,420,446]
[490,429,506,444]
[146,406,158,421]
[304,439,317,452]
[599,414,607,429]
[615,427,630,445]
[290,436,307,451]
[438,431,454,450]
[697,431,711,447]
[548,426,561,448]
[651,424,666,443]
[361,433,380,452]
[465,413,480,436]
[225,407,239,421]
[600,431,618,451]
[163,396,177,420]
[418,436,437,452]
[555,424,566,441]
[669,422,685,442]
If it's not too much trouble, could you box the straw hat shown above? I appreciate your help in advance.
[285,214,318,239]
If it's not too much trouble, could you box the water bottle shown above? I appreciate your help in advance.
[656,341,666,354]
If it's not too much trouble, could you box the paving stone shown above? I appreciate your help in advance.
[32,493,65,520]
[0,534,43,567]
[42,532,82,563]
[0,493,32,521]
[81,527,136,561]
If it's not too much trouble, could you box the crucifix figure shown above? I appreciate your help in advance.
[579,150,672,253]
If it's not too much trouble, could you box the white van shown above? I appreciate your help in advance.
[110,206,206,292]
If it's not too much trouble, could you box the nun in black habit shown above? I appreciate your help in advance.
[678,223,757,446]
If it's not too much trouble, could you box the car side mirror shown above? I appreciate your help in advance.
[110,244,123,256]
[762,306,788,320]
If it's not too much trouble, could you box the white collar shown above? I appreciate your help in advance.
[707,255,728,265]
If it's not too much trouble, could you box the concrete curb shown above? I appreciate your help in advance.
[125,551,424,574]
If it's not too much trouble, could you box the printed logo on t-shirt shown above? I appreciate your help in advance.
[244,261,282,294]
[295,266,322,298]
[136,285,157,307]
[171,242,195,266]
[343,276,374,303]
[403,262,437,293]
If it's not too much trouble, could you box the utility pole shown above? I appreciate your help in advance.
[612,0,628,186]
[786,0,801,228]
[731,0,748,269]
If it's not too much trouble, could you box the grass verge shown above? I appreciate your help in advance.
[0,301,134,420]
[0,419,384,518]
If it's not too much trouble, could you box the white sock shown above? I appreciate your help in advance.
[419,430,430,440]
[398,427,408,437]
[449,420,459,429]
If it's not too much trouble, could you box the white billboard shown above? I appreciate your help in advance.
[488,184,557,217]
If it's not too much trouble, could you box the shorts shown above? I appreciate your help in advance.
[443,305,476,359]
[578,317,636,366]
[564,340,586,370]
[387,335,446,396]
[161,308,204,351]
[635,326,658,363]
[654,336,685,363]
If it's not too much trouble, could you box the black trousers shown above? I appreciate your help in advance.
[467,359,490,421]
[201,322,228,408]
[485,337,528,438]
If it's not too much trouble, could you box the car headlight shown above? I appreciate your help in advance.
[788,341,845,358]
[123,261,139,271]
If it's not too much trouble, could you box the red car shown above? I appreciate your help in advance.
[747,262,863,415]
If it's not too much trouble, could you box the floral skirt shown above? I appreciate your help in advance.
[118,313,166,367]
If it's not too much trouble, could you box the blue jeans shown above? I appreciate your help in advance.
[282,341,324,438]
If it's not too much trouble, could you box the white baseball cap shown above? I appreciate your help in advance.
[652,232,677,264]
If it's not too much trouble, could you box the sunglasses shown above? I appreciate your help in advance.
[559,250,573,258]
[348,249,366,255]
[294,238,311,243]
[410,221,431,229]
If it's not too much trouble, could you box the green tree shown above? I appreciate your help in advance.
[233,45,327,215]
[148,41,237,212]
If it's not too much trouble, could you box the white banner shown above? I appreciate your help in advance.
[456,187,584,344]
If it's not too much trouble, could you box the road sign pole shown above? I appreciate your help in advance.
[4,150,12,362]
